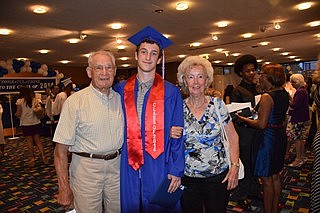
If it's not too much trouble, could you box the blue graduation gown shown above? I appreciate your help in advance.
[114,79,184,213]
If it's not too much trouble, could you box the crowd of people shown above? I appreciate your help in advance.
[1,25,319,213]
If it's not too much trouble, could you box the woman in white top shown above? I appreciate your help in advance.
[16,87,48,166]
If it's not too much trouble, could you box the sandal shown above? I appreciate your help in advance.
[288,159,303,167]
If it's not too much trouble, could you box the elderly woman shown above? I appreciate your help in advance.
[237,64,289,213]
[171,56,240,213]
[286,73,309,167]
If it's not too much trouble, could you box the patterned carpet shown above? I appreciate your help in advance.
[0,136,312,213]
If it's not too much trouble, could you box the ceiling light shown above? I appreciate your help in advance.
[264,62,271,64]
[121,64,130,67]
[190,42,201,47]
[316,33,320,38]
[227,63,234,66]
[110,23,122,29]
[119,57,129,61]
[231,53,240,57]
[309,21,320,27]
[178,54,186,58]
[39,49,50,54]
[296,2,313,10]
[199,54,210,59]
[215,48,224,52]
[79,33,87,40]
[0,28,11,35]
[213,60,222,63]
[116,37,122,44]
[257,59,263,63]
[272,47,281,51]
[242,33,253,38]
[16,58,28,61]
[68,38,80,44]
[176,2,188,11]
[163,34,170,38]
[31,5,49,14]
[274,22,281,30]
[295,58,302,61]
[281,52,289,56]
[83,53,90,58]
[212,34,218,41]
[224,51,229,57]
[117,45,126,50]
[288,56,297,59]
[60,60,70,64]
[259,41,269,46]
[216,21,229,28]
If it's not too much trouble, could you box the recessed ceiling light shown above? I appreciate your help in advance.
[60,60,70,64]
[288,56,297,59]
[178,54,186,58]
[259,41,270,46]
[190,42,201,47]
[16,58,28,61]
[213,60,222,63]
[281,52,290,55]
[110,23,122,29]
[257,59,263,63]
[119,57,129,61]
[31,5,49,14]
[83,53,90,58]
[117,45,126,50]
[295,58,302,61]
[227,63,234,66]
[163,34,170,38]
[0,28,11,35]
[231,53,240,57]
[199,54,210,59]
[39,49,50,54]
[316,33,320,38]
[176,2,189,11]
[216,21,229,28]
[215,48,224,52]
[68,38,80,44]
[296,2,313,10]
[212,34,218,40]
[121,64,130,67]
[242,33,253,38]
[272,47,281,51]
[264,62,271,64]
[308,21,320,27]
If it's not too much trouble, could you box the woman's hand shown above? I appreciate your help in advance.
[222,165,239,190]
[170,126,183,139]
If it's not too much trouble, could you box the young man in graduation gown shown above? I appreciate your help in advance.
[114,26,184,212]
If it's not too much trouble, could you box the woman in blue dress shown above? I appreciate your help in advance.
[237,64,289,213]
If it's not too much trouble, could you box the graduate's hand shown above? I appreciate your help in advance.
[167,174,181,193]
[170,126,183,139]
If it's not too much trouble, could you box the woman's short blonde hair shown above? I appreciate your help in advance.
[290,73,306,87]
[177,56,214,94]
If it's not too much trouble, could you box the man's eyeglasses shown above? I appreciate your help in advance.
[91,64,115,72]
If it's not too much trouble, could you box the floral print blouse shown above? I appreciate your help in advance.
[183,97,231,178]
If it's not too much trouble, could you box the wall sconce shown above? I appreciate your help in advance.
[274,22,281,30]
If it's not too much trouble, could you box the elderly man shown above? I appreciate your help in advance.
[54,50,124,212]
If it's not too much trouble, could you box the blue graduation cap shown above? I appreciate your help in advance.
[128,26,173,49]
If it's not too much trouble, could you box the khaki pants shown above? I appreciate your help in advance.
[70,153,121,213]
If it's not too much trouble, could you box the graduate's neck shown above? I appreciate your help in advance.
[137,70,155,83]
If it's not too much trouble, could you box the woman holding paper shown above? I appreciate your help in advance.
[236,64,289,213]
[171,56,240,213]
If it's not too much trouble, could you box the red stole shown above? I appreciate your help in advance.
[124,73,165,170]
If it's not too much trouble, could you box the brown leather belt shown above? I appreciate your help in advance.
[73,149,122,160]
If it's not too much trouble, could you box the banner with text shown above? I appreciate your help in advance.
[0,77,57,94]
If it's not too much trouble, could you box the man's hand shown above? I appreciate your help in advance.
[167,174,181,193]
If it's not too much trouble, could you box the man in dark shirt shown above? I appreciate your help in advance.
[230,54,262,211]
